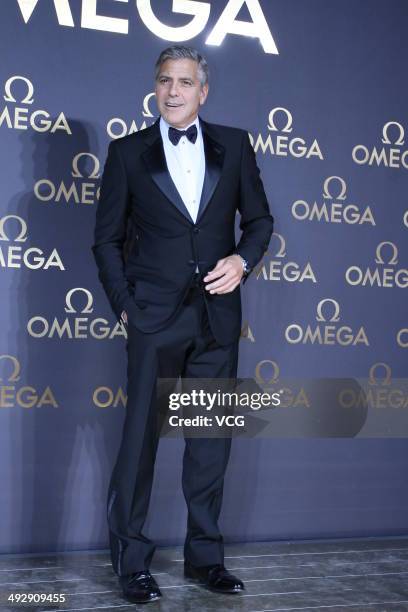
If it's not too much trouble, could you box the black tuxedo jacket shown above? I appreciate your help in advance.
[92,115,273,346]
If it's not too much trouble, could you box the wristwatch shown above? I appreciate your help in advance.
[236,254,251,277]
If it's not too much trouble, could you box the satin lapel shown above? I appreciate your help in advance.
[196,116,225,223]
[141,118,194,224]
[140,115,225,225]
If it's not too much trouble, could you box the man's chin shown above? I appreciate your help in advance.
[160,108,196,128]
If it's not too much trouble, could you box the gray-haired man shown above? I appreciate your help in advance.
[92,45,273,604]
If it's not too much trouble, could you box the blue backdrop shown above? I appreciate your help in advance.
[1,0,407,554]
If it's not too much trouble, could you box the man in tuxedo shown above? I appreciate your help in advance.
[92,45,273,604]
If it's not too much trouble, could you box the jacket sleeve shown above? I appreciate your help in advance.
[91,140,133,322]
[234,130,274,284]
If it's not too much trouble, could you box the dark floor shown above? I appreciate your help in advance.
[1,537,408,612]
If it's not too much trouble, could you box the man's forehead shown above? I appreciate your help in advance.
[158,59,199,78]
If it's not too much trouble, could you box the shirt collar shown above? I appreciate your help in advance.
[160,114,200,143]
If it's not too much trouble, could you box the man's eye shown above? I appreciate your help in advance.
[160,78,168,83]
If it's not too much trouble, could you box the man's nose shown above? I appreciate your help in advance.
[169,82,179,96]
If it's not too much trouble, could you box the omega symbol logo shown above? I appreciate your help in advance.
[268,107,293,133]
[368,363,392,386]
[4,76,34,105]
[64,288,94,314]
[269,233,286,258]
[71,153,100,179]
[322,176,347,201]
[381,122,404,146]
[255,360,280,385]
[375,242,398,265]
[0,215,28,242]
[142,92,156,118]
[0,355,21,382]
[316,299,340,323]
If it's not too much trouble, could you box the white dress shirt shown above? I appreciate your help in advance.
[159,115,205,225]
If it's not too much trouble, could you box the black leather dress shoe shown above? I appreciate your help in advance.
[119,570,162,604]
[184,560,245,593]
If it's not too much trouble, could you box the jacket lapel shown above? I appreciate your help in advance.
[197,116,225,223]
[141,118,193,223]
[140,115,225,225]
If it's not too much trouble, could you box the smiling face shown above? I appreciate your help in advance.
[155,58,209,129]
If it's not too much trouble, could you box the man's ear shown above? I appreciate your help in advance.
[200,83,209,105]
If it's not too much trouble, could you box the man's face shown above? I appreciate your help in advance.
[155,58,209,128]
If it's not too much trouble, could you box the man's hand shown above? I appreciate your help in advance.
[203,255,244,294]
[121,310,128,326]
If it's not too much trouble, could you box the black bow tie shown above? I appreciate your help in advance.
[168,124,198,146]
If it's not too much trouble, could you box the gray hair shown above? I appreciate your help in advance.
[155,45,209,87]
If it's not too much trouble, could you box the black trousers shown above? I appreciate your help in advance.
[107,275,240,576]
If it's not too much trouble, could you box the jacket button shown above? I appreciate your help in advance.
[193,227,200,234]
